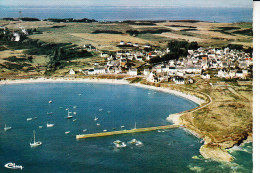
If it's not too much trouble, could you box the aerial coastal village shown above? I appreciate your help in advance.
[0,18,253,163]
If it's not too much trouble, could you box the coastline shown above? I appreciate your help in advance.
[130,83,205,105]
[0,78,130,85]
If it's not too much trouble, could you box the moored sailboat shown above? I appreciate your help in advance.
[65,109,73,119]
[30,130,42,147]
[4,124,12,131]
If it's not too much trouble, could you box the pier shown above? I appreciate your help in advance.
[76,124,179,139]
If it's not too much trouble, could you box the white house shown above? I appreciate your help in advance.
[128,69,138,76]
[114,68,122,74]
[133,43,139,47]
[201,73,210,79]
[143,44,151,49]
[101,52,109,58]
[94,68,106,74]
[147,72,157,82]
[174,76,185,84]
[88,69,95,75]
[13,33,20,42]
[69,69,75,75]
[236,71,244,79]
[143,69,150,76]
[168,67,177,75]
[217,70,229,78]
[176,71,184,77]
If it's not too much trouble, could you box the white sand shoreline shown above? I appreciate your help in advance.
[0,78,130,85]
[131,83,205,105]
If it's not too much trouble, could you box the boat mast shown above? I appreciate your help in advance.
[33,130,36,143]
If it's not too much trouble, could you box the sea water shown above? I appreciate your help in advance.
[0,83,252,172]
[0,6,252,23]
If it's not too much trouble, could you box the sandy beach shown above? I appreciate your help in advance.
[0,78,130,85]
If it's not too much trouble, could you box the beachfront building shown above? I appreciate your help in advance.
[101,52,109,58]
[201,73,210,80]
[119,41,125,45]
[128,69,138,76]
[173,76,185,84]
[94,68,106,75]
[69,69,75,75]
[143,69,150,76]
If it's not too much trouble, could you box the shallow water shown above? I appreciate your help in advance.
[0,83,252,172]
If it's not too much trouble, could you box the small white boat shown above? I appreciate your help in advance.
[128,139,143,146]
[115,142,127,148]
[30,130,42,147]
[96,123,100,126]
[27,118,33,121]
[121,126,125,128]
[4,124,12,131]
[99,108,103,112]
[83,129,88,132]
[94,117,98,121]
[46,123,54,127]
[73,119,77,122]
[48,100,52,103]
[66,115,73,119]
[113,140,121,144]
[129,139,138,144]
[103,130,107,132]
[73,106,77,109]
[78,94,82,96]
[113,140,127,148]
[121,142,127,147]
[47,112,53,115]
[135,141,143,146]
[4,162,23,170]
[65,131,70,134]
[39,126,43,129]
[73,112,77,115]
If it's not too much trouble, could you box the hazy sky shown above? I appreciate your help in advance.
[1,0,253,8]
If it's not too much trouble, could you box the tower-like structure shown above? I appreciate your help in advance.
[19,11,22,18]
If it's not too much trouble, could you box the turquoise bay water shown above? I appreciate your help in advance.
[0,83,252,172]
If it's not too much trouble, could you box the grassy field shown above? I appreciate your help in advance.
[178,77,252,161]
[139,76,252,162]
[0,20,252,51]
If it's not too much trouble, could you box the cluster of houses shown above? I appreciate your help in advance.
[0,26,28,42]
[145,47,252,83]
[71,45,253,84]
